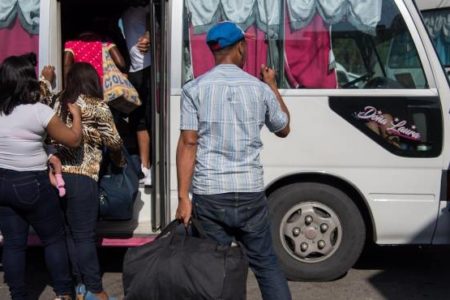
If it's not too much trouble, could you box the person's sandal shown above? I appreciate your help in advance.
[76,283,86,300]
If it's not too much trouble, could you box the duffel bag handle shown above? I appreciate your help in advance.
[156,219,182,240]
[164,218,210,246]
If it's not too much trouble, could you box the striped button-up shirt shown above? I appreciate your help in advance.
[180,64,288,195]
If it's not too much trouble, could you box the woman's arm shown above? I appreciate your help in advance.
[63,51,74,86]
[40,66,58,106]
[109,45,127,73]
[47,103,82,148]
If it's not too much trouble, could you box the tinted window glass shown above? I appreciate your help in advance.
[330,97,442,157]
[422,9,450,67]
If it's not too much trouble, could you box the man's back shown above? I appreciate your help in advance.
[181,64,287,195]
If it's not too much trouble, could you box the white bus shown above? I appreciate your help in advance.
[2,0,450,281]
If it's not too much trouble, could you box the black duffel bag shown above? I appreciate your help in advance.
[123,219,248,300]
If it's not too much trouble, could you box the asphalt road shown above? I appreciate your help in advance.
[1,245,450,300]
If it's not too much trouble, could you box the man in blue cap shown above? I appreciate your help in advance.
[176,21,291,300]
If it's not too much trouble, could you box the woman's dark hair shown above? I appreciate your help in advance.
[60,62,103,121]
[0,53,39,115]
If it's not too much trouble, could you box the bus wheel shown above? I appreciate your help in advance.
[268,182,365,281]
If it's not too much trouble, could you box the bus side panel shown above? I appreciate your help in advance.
[260,96,442,244]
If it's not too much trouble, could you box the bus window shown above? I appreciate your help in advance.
[183,0,427,89]
[0,1,39,64]
[422,8,450,77]
[333,39,366,88]
[383,24,427,88]
[183,0,284,85]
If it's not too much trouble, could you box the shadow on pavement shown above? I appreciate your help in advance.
[2,245,450,299]
[354,245,450,300]
[0,247,128,299]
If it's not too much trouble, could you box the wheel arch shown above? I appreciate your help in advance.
[265,172,376,243]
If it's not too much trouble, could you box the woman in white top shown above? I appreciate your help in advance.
[0,53,82,300]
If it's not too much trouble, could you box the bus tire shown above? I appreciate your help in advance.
[268,182,366,281]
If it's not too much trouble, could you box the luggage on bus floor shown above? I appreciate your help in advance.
[123,219,248,300]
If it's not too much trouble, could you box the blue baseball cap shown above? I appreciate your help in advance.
[206,21,253,51]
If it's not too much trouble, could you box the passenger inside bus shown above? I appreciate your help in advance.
[63,16,127,84]
[121,2,153,187]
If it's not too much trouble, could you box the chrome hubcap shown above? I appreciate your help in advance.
[279,202,342,263]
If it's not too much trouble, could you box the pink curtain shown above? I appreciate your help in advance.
[242,26,267,77]
[189,26,215,78]
[284,14,337,89]
[0,18,39,64]
[190,24,268,78]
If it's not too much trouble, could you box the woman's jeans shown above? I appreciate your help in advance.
[61,173,103,293]
[0,168,72,300]
[192,192,292,300]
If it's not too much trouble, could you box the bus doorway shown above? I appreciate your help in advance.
[55,0,170,240]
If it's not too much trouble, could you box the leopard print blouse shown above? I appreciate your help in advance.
[41,80,124,181]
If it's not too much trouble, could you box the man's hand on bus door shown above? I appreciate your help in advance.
[260,64,277,89]
[260,64,291,137]
[176,196,192,226]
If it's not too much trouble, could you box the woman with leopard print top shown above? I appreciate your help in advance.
[42,62,123,300]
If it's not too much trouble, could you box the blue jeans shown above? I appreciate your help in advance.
[61,173,103,293]
[192,192,292,300]
[0,168,72,300]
